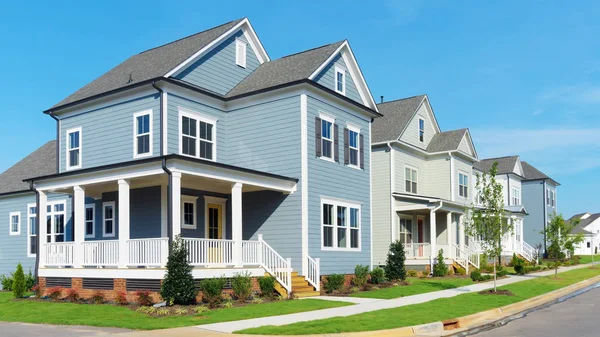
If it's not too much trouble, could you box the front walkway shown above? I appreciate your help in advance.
[197,264,592,334]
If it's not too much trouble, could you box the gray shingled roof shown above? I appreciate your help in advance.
[522,161,560,185]
[50,19,244,110]
[570,213,600,235]
[0,141,57,195]
[226,41,344,98]
[372,95,426,143]
[473,156,519,175]
[426,129,468,153]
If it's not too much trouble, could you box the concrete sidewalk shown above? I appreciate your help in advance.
[196,264,591,334]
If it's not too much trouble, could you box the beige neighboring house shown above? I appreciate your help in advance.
[371,94,479,272]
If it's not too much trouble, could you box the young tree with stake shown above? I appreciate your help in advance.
[463,162,512,292]
[543,214,584,277]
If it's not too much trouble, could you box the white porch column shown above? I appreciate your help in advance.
[171,172,182,238]
[118,179,130,268]
[446,212,452,259]
[430,210,437,269]
[459,214,465,252]
[73,185,85,268]
[232,182,243,267]
[38,191,47,268]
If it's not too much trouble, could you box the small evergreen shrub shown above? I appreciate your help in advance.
[25,270,35,291]
[514,256,526,275]
[91,291,105,304]
[258,276,276,297]
[353,265,369,287]
[324,274,345,293]
[470,270,481,282]
[385,241,407,281]
[406,269,418,277]
[135,290,153,306]
[200,277,227,305]
[455,266,466,276]
[496,268,509,277]
[47,286,63,300]
[115,291,128,305]
[66,288,80,303]
[1,274,13,291]
[160,236,197,305]
[12,263,26,298]
[231,271,253,302]
[370,267,385,284]
[433,249,448,277]
[195,305,210,314]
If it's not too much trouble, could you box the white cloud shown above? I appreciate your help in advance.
[538,84,600,104]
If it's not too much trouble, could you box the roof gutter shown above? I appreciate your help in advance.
[28,181,40,285]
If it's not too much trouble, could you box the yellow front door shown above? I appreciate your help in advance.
[207,204,223,263]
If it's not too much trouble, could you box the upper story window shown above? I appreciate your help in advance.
[322,198,361,250]
[235,38,247,68]
[459,172,469,198]
[551,190,556,207]
[9,211,20,236]
[85,204,95,238]
[180,109,217,161]
[334,66,346,95]
[27,205,36,256]
[418,118,425,142]
[316,113,337,162]
[345,125,360,168]
[546,188,550,206]
[66,127,82,170]
[133,110,152,158]
[511,187,521,205]
[405,167,418,194]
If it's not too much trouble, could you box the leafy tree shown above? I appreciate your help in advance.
[543,214,584,277]
[385,241,407,281]
[432,249,448,277]
[12,263,26,298]
[463,162,511,292]
[160,235,197,305]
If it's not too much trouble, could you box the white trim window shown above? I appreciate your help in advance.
[398,216,413,244]
[418,118,425,143]
[546,188,550,206]
[181,195,198,229]
[85,204,95,238]
[334,65,346,95]
[133,110,152,158]
[66,127,82,170]
[348,125,360,168]
[46,201,66,242]
[27,204,37,256]
[551,190,556,208]
[459,172,469,198]
[102,202,115,238]
[511,187,521,205]
[321,198,361,251]
[320,114,335,160]
[405,167,418,194]
[235,38,247,68]
[9,211,20,236]
[179,108,217,161]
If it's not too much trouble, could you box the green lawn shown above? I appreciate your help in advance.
[350,277,474,299]
[0,294,350,330]
[576,255,600,264]
[238,267,600,335]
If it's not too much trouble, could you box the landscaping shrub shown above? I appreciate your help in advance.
[406,269,418,277]
[231,271,253,302]
[66,288,80,303]
[353,265,369,287]
[115,291,128,305]
[135,290,153,306]
[370,267,385,284]
[195,305,210,314]
[258,276,276,297]
[12,263,26,298]
[31,284,41,298]
[47,286,62,300]
[25,270,35,291]
[470,270,481,282]
[514,256,526,275]
[1,274,13,291]
[496,266,509,277]
[385,240,406,281]
[455,266,466,276]
[91,291,105,304]
[160,236,197,305]
[433,249,448,277]
[324,274,345,293]
[200,277,227,305]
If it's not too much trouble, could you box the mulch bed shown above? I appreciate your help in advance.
[478,289,514,296]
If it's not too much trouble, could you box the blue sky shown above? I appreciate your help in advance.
[0,1,598,216]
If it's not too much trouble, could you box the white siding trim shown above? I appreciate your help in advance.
[178,107,218,162]
[65,127,82,170]
[27,203,36,257]
[235,38,247,68]
[450,153,455,201]
[334,65,346,95]
[181,195,199,229]
[132,109,154,159]
[369,121,373,269]
[84,203,95,239]
[320,196,362,252]
[162,89,169,155]
[300,94,309,276]
[9,211,21,236]
[102,201,116,238]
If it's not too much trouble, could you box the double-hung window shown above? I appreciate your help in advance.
[133,110,152,158]
[321,116,334,160]
[405,167,418,194]
[181,196,198,229]
[66,127,82,170]
[398,217,413,244]
[322,198,361,250]
[546,188,550,206]
[103,202,115,238]
[348,126,360,167]
[85,205,95,238]
[46,201,66,242]
[27,205,36,256]
[334,66,346,95]
[551,191,555,207]
[9,211,20,236]
[511,187,521,205]
[235,38,247,68]
[459,172,469,198]
[418,118,425,142]
[180,109,217,161]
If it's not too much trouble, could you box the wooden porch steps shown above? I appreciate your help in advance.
[292,273,319,298]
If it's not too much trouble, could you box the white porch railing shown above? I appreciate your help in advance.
[242,240,263,265]
[44,242,74,267]
[451,244,468,270]
[127,238,168,267]
[258,235,292,294]
[183,238,234,266]
[306,255,320,292]
[82,240,119,266]
[519,241,536,262]
[466,245,480,269]
[404,243,431,258]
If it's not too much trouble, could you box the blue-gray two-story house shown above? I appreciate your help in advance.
[0,18,380,297]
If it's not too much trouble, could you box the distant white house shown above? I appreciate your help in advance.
[568,213,600,255]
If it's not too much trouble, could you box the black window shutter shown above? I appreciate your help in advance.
[334,124,339,162]
[315,117,322,157]
[360,134,365,169]
[343,128,349,165]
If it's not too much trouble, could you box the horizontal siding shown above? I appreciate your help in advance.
[454,156,473,205]
[399,103,435,150]
[176,30,260,95]
[521,181,545,247]
[393,147,427,195]
[371,148,391,266]
[313,53,363,105]
[59,94,160,172]
[425,156,451,200]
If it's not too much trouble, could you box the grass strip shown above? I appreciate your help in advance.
[350,277,473,299]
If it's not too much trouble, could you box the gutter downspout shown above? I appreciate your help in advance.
[431,201,444,273]
[449,152,455,202]
[151,81,164,155]
[388,143,395,252]
[48,113,60,173]
[161,158,173,254]
[542,179,547,258]
[503,174,510,264]
[29,181,40,284]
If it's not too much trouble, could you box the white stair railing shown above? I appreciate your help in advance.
[521,241,536,262]
[258,235,292,294]
[82,240,119,267]
[451,244,468,273]
[127,238,169,267]
[306,255,320,292]
[466,245,480,270]
[44,242,74,267]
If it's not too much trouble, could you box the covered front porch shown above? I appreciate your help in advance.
[31,156,300,292]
